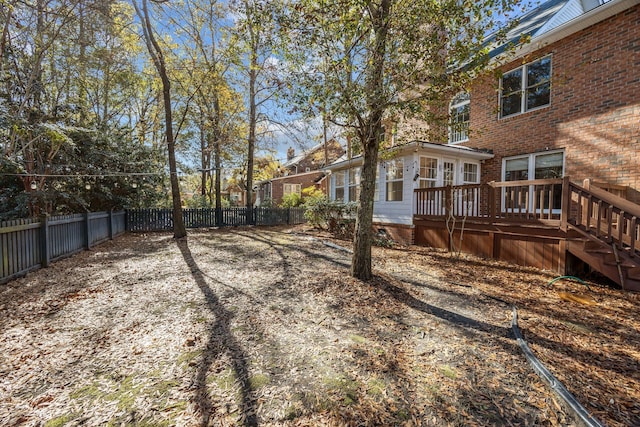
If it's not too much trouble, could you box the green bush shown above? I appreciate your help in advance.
[280,192,303,208]
[303,196,357,236]
[185,194,213,209]
[258,197,274,208]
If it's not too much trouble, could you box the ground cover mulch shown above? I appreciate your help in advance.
[0,225,638,426]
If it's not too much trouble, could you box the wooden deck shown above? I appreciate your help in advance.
[413,178,640,290]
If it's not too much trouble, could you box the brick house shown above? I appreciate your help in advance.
[469,0,639,203]
[256,140,345,206]
[325,0,640,289]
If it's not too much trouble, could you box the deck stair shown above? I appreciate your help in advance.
[566,239,640,291]
[562,180,640,291]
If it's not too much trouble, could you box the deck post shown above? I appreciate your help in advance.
[560,176,571,231]
[488,182,496,221]
[558,239,567,275]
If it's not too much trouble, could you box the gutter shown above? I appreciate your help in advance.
[499,0,638,62]
[324,141,494,172]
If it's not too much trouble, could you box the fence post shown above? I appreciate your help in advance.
[108,209,114,239]
[85,212,91,249]
[40,214,50,268]
[287,208,291,225]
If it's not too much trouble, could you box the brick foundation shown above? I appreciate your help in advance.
[372,223,415,246]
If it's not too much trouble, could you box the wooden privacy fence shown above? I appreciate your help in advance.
[1,211,126,284]
[126,207,306,232]
[1,207,306,284]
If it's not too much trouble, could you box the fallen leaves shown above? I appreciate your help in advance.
[0,226,637,426]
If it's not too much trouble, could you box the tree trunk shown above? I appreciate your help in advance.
[134,0,186,238]
[200,116,207,197]
[245,38,257,222]
[351,124,381,280]
[350,0,390,280]
[162,76,186,238]
[213,94,222,225]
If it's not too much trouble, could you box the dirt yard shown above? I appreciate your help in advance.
[1,226,638,426]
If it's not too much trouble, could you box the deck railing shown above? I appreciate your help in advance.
[562,180,639,257]
[415,178,564,224]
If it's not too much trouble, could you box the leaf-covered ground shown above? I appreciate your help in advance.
[0,226,638,426]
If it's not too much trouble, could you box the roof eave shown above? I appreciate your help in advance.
[493,0,636,64]
[323,141,494,171]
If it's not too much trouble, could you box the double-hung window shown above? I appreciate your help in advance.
[463,163,479,184]
[348,167,361,202]
[500,56,551,118]
[459,162,480,216]
[283,183,301,197]
[334,171,345,201]
[385,159,404,201]
[449,93,470,143]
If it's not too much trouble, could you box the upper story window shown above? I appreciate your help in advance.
[500,56,551,118]
[385,159,404,201]
[449,93,470,143]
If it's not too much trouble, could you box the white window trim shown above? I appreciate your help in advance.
[418,156,438,188]
[499,55,552,119]
[449,93,470,144]
[334,171,345,201]
[348,167,361,203]
[385,159,404,202]
[374,165,380,202]
[501,150,565,214]
[462,162,480,184]
[283,183,302,197]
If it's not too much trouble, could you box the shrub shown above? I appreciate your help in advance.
[280,192,303,208]
[258,197,274,208]
[303,196,358,239]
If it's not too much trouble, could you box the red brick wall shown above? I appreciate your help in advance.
[372,222,415,246]
[467,6,640,202]
[271,172,325,204]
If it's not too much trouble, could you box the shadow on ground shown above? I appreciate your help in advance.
[177,238,258,427]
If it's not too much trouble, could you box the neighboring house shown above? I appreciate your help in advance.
[325,0,640,290]
[256,140,345,206]
[222,183,247,207]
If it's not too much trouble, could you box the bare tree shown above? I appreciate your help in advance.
[133,0,186,238]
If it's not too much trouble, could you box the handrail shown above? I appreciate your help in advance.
[414,180,562,223]
[488,178,563,188]
[564,180,639,257]
[574,181,640,218]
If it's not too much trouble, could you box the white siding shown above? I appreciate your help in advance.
[326,147,486,227]
[373,154,416,226]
